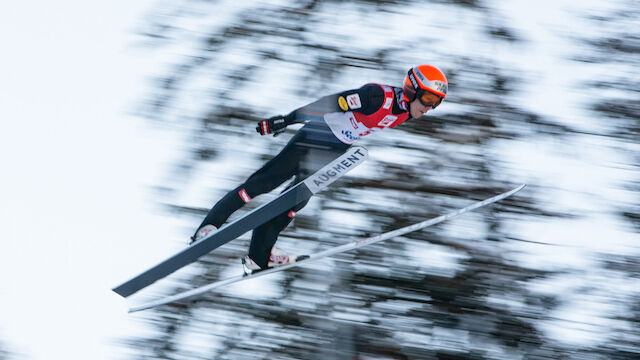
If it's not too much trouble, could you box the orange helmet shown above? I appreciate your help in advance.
[402,65,448,107]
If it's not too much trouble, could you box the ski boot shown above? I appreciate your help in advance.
[189,224,217,245]
[242,247,309,275]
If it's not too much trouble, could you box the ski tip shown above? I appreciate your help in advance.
[507,183,526,196]
[111,286,130,298]
[128,305,144,314]
[501,184,526,199]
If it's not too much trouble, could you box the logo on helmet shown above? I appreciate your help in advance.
[415,69,428,84]
[409,73,419,90]
[432,81,447,95]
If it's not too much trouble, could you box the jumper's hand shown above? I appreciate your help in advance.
[256,115,287,136]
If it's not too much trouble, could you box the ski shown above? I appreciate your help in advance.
[112,146,369,298]
[127,184,525,313]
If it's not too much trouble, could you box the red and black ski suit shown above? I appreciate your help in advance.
[195,83,411,269]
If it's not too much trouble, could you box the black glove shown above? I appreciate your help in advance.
[256,115,287,136]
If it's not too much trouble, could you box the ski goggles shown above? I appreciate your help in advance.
[417,90,444,109]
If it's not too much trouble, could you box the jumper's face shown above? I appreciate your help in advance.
[410,98,432,118]
[409,91,443,118]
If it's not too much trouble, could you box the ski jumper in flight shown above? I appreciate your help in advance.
[191,64,449,271]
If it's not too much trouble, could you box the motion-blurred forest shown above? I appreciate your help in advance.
[117,0,638,359]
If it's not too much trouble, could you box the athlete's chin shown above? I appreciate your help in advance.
[411,110,428,118]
